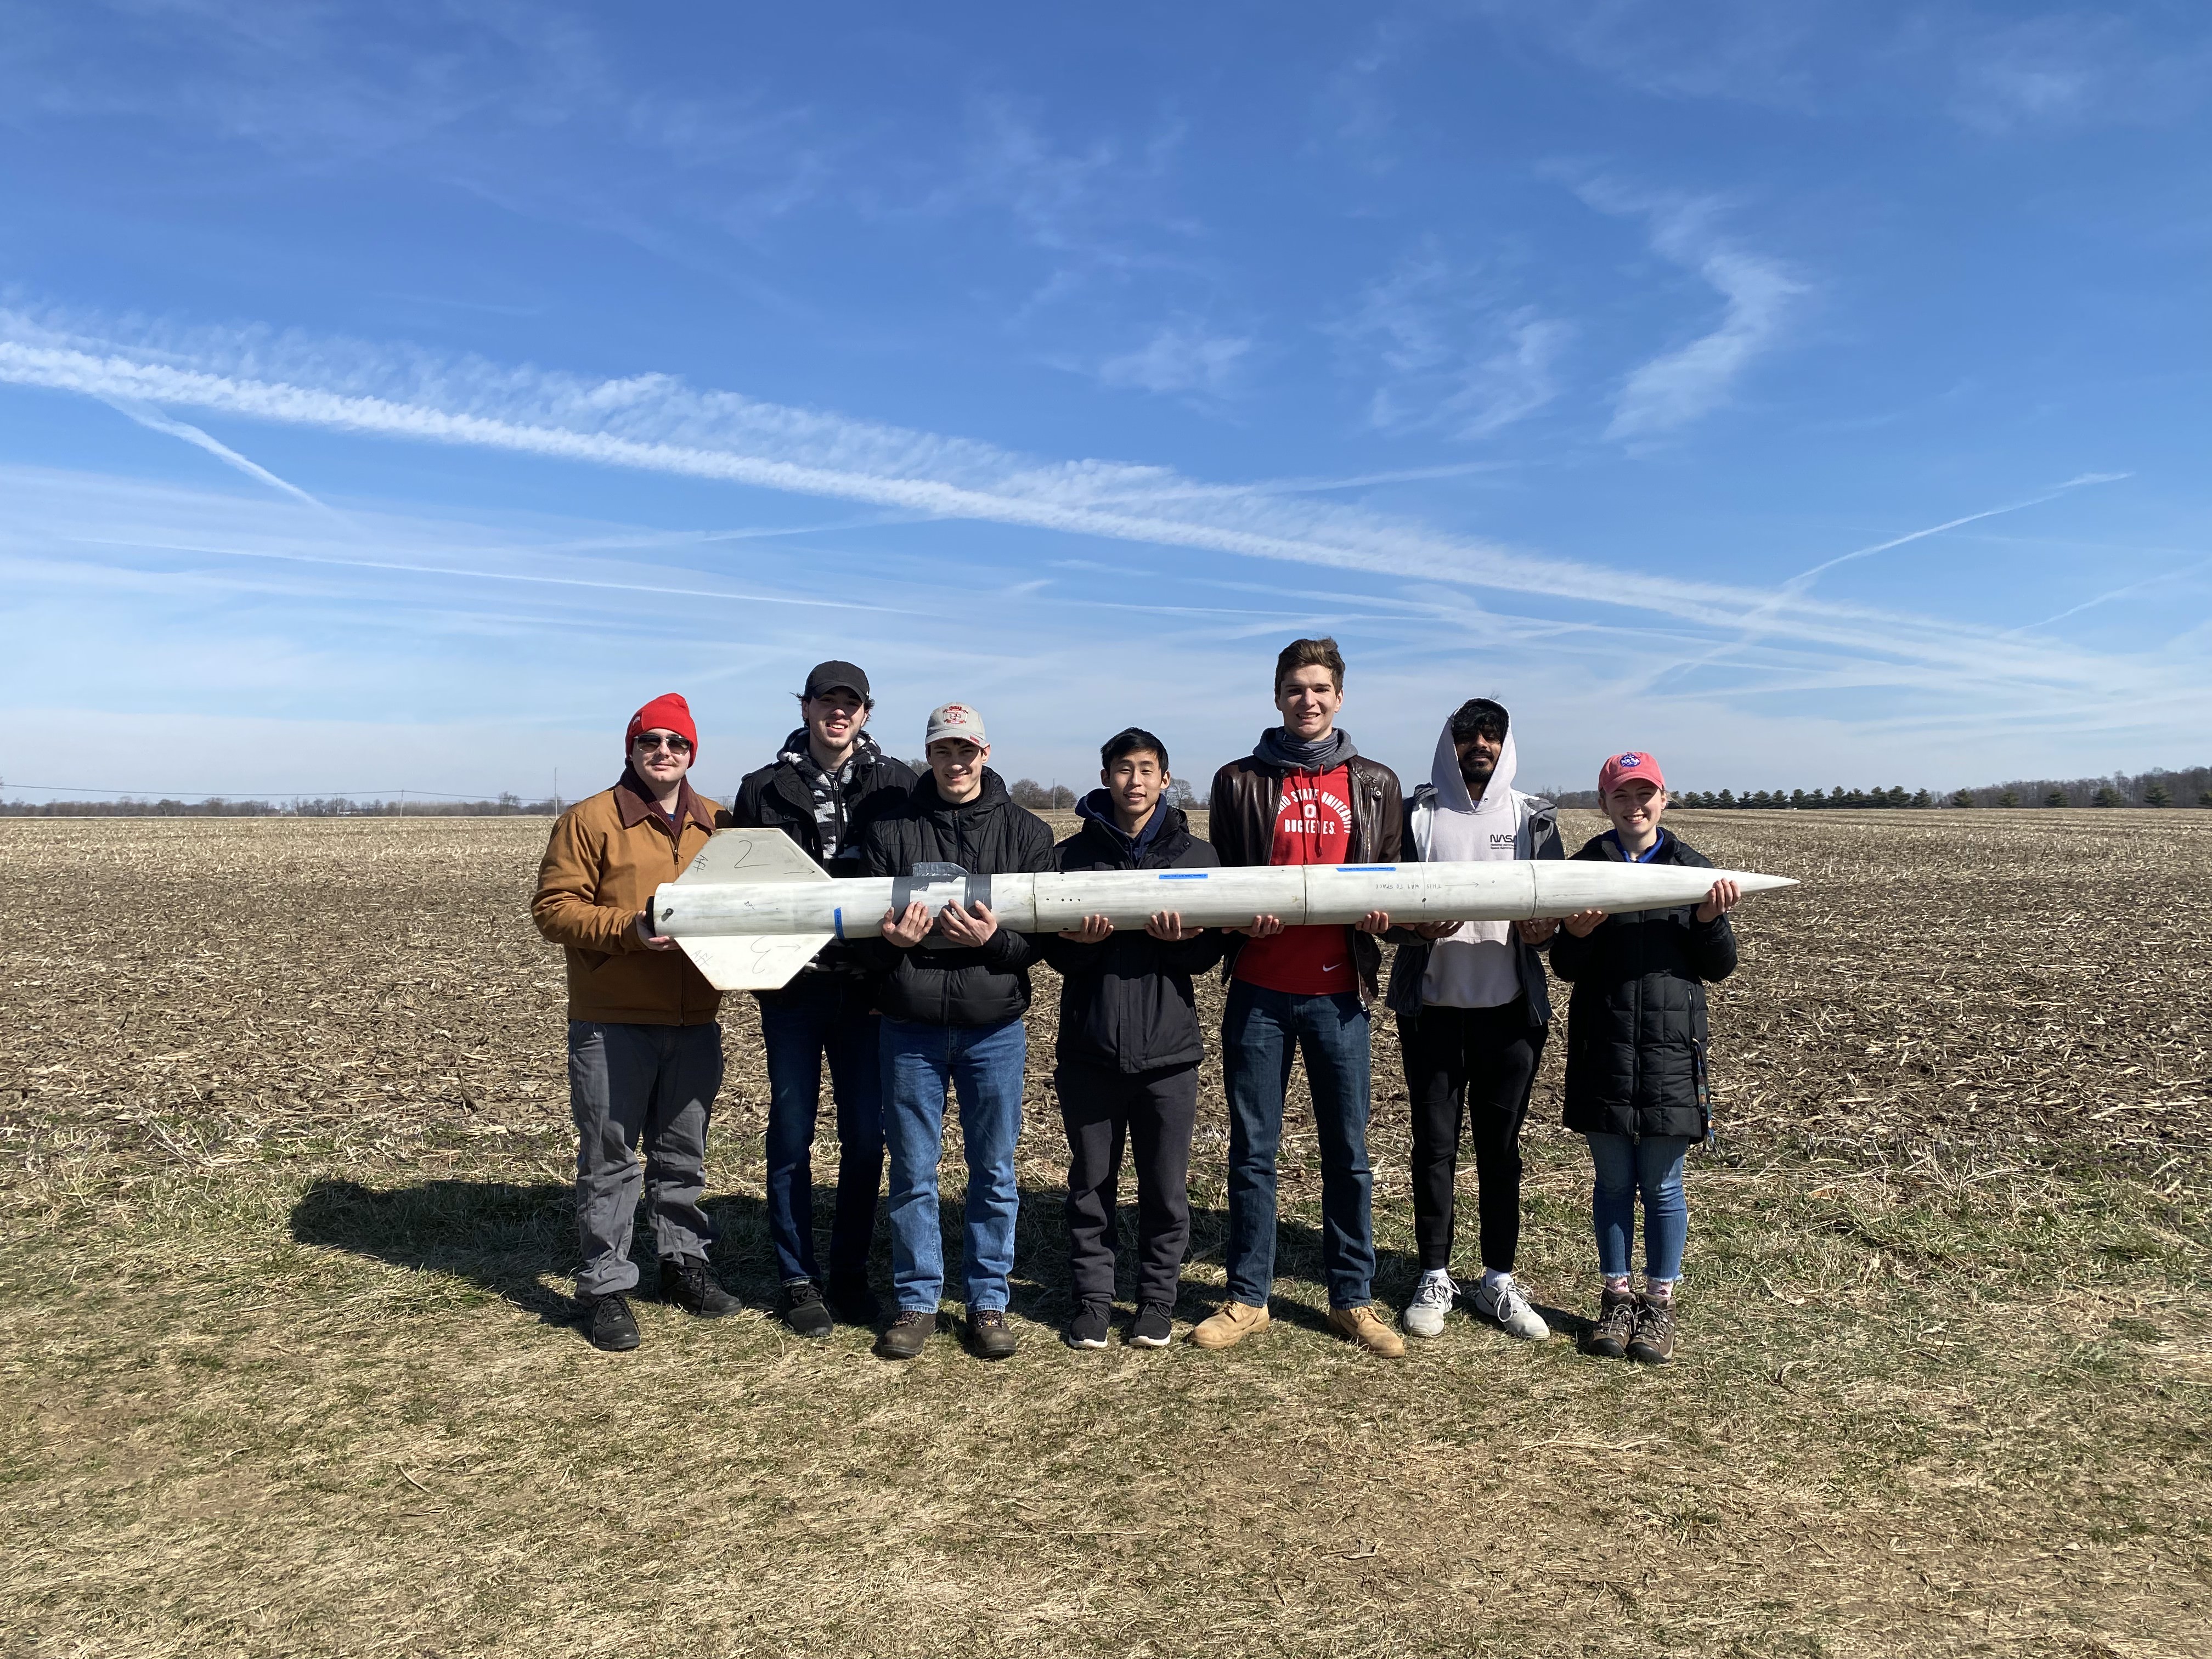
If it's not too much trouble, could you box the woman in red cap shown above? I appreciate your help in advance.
[1550,751,1741,1366]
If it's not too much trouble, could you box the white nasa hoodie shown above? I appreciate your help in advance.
[1418,716,1525,1009]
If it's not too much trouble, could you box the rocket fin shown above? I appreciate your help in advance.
[675,827,832,887]
[677,932,836,990]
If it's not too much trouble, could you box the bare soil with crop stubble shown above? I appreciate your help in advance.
[2,809,2208,1658]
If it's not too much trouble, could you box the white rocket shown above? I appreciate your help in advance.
[651,828,1796,991]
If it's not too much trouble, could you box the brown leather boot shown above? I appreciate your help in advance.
[1190,1300,1271,1350]
[1588,1287,1639,1359]
[1327,1304,1406,1357]
[1627,1293,1677,1365]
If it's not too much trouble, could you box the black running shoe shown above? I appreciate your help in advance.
[1129,1303,1174,1348]
[1065,1299,1110,1350]
[584,1293,640,1352]
[782,1280,833,1338]
[661,1257,740,1318]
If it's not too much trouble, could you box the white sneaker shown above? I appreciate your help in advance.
[1466,1274,1550,1341]
[1403,1269,1457,1339]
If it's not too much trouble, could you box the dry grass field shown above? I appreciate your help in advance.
[3,808,2208,1658]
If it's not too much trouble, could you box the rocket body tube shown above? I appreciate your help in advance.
[648,829,1795,991]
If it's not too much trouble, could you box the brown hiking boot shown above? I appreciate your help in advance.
[1327,1304,1406,1357]
[1189,1300,1271,1350]
[874,1308,934,1361]
[1627,1294,1677,1365]
[1588,1288,1638,1358]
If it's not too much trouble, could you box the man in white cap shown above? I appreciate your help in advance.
[853,702,1054,1362]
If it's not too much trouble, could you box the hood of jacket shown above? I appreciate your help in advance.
[1074,788,1176,861]
[1430,719,1517,821]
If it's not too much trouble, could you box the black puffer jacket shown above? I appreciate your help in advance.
[1549,830,1738,1140]
[855,768,1055,1027]
[1040,794,1228,1073]
[723,732,917,981]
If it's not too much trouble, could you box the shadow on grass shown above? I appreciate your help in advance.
[289,1176,1373,1343]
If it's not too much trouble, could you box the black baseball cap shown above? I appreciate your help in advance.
[803,660,870,701]
[1449,697,1509,740]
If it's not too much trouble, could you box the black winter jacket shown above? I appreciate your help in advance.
[723,733,917,983]
[1549,830,1738,1141]
[855,768,1056,1027]
[1206,749,1404,1001]
[1039,794,1227,1074]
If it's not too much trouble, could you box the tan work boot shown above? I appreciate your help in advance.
[1189,1300,1271,1350]
[1328,1304,1406,1357]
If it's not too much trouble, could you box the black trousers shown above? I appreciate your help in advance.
[1397,998,1546,1274]
[1058,1061,1198,1308]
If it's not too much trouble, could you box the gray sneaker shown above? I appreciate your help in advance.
[1403,1269,1457,1339]
[1466,1274,1549,1341]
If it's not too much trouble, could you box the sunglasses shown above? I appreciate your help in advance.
[633,733,693,754]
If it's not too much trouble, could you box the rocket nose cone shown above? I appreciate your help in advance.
[1726,871,1797,894]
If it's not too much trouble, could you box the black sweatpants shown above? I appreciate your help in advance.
[1058,1061,1198,1308]
[1397,998,1546,1274]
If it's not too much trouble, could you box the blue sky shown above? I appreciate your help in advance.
[2,1,2207,802]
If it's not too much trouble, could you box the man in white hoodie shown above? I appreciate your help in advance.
[1386,698,1564,1341]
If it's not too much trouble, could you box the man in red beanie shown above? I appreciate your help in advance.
[532,692,740,1351]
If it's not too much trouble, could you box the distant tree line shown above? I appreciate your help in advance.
[0,793,558,818]
[1544,764,2211,811]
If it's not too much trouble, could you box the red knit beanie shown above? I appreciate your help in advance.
[626,692,698,758]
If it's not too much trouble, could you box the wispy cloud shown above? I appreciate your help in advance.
[1570,180,1806,442]
[1097,320,1253,398]
[1337,252,1571,440]
[101,397,334,511]
[0,301,2182,730]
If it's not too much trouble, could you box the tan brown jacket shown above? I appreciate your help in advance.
[532,773,723,1025]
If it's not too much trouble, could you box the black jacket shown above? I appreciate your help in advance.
[855,768,1056,1027]
[1039,794,1227,1074]
[1549,830,1739,1140]
[1206,750,1404,1001]
[723,732,917,983]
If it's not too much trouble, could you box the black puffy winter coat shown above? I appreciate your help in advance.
[1039,794,1228,1074]
[723,732,917,982]
[1549,830,1737,1140]
[855,768,1055,1027]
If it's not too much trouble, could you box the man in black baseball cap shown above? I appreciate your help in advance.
[722,660,916,1335]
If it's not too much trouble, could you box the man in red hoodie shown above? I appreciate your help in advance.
[1193,639,1407,1357]
[532,693,741,1352]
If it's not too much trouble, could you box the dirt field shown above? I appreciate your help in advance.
[3,808,2208,1657]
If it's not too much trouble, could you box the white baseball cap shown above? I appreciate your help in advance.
[924,702,988,747]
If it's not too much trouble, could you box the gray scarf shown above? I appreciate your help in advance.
[1253,725,1358,774]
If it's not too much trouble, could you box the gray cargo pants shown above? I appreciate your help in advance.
[568,1020,723,1297]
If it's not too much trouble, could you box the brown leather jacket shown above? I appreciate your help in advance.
[1205,751,1405,1001]
[532,773,723,1025]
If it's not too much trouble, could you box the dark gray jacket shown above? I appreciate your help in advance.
[1384,785,1564,1026]
[1549,830,1738,1141]
[1040,794,1227,1074]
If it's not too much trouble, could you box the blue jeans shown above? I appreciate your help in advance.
[1222,982,1375,1310]
[1587,1133,1691,1282]
[881,1016,1026,1313]
[758,977,886,1286]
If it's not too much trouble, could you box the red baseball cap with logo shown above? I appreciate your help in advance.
[1598,750,1665,798]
